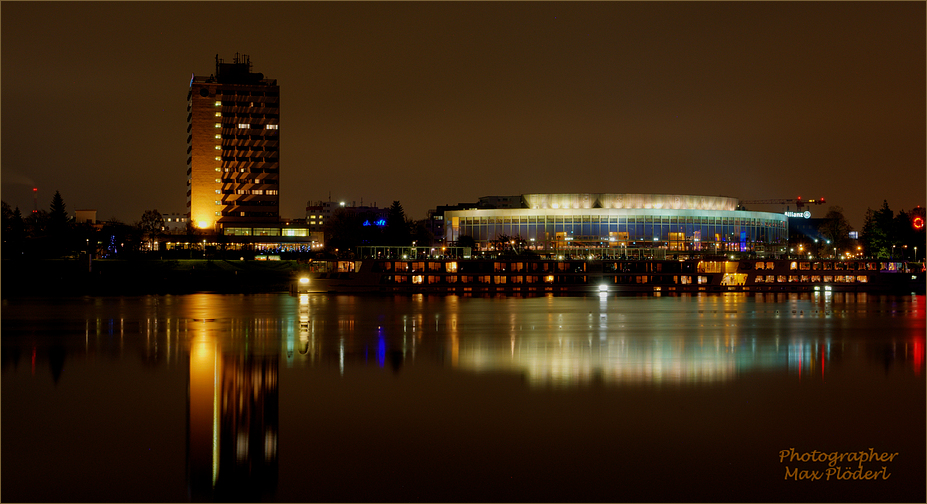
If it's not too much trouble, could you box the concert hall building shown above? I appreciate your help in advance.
[443,193,789,257]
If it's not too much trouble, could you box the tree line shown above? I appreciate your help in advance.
[2,191,165,260]
[859,200,925,260]
[803,203,924,260]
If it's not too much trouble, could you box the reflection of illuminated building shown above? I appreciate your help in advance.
[187,331,278,502]
[453,335,743,386]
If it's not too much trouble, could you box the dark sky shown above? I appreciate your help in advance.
[2,2,924,227]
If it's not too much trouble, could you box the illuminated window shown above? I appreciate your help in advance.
[215,112,221,117]
[215,145,221,150]
[266,124,278,130]
[215,212,220,216]
[215,123,221,128]
[215,101,221,106]
[215,179,221,183]
[215,167,221,172]
[238,123,250,129]
[215,190,221,194]
[215,134,221,139]
[215,156,221,161]
[215,201,220,205]
[267,190,278,195]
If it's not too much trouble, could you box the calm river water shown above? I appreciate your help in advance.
[2,292,924,503]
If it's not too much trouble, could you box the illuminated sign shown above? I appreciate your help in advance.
[362,219,387,227]
[784,211,811,219]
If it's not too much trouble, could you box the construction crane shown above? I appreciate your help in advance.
[739,196,826,209]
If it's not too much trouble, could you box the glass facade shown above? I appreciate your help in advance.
[445,207,788,255]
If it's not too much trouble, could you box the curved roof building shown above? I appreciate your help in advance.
[444,193,788,257]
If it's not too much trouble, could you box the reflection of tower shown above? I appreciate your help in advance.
[187,332,278,502]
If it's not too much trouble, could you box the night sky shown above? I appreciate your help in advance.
[2,2,924,227]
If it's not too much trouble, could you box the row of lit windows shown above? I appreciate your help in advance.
[378,261,591,274]
[216,167,279,174]
[782,261,900,272]
[213,123,279,130]
[215,100,278,108]
[378,273,870,286]
[222,228,307,237]
[216,178,278,185]
[755,275,868,283]
[391,275,560,285]
[458,215,786,226]
[214,189,278,195]
[456,223,786,245]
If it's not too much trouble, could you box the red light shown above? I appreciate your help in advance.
[914,217,924,230]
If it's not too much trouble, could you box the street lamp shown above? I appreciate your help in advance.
[892,244,895,259]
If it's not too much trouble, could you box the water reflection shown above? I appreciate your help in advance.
[2,293,924,391]
[187,321,279,502]
[0,292,923,503]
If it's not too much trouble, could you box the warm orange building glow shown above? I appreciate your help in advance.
[187,54,280,231]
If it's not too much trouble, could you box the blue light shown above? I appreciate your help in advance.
[377,334,386,368]
[362,220,371,227]
[374,219,387,227]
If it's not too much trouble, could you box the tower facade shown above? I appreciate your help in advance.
[187,54,279,231]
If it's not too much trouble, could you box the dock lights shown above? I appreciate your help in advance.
[299,277,309,285]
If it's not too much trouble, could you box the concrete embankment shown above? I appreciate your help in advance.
[1,259,302,297]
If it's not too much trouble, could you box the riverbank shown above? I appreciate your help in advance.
[1,258,302,297]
